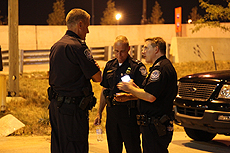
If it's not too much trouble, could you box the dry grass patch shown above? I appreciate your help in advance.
[0,60,230,135]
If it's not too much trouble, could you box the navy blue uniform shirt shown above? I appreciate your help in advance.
[140,55,178,117]
[49,30,100,97]
[101,55,147,96]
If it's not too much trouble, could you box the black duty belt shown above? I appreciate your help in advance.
[111,99,137,108]
[56,95,83,104]
[136,114,171,126]
[52,92,83,104]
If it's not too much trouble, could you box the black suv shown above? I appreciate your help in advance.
[174,70,230,141]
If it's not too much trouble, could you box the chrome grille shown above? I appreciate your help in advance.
[178,82,217,101]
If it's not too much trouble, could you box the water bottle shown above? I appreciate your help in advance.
[96,124,103,142]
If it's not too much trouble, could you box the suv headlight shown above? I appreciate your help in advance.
[218,85,230,99]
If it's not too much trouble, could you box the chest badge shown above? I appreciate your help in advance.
[126,67,131,74]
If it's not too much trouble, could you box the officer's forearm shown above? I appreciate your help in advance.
[92,70,102,82]
[97,88,107,116]
[129,87,156,103]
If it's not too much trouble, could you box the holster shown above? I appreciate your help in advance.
[103,89,112,107]
[47,86,53,101]
[152,118,167,136]
[79,95,96,110]
[79,87,97,110]
[47,86,64,108]
[105,96,112,107]
[136,114,170,137]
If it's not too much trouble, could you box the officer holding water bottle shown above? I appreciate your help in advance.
[94,35,147,153]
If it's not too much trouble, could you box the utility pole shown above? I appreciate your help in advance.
[8,0,19,97]
[141,0,147,24]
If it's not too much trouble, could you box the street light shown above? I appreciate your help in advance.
[115,13,121,25]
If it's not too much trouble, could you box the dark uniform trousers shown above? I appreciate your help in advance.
[140,124,173,153]
[49,99,89,153]
[106,105,141,153]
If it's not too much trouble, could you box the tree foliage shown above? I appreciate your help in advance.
[100,0,117,25]
[188,6,202,22]
[192,0,230,33]
[0,10,7,25]
[149,1,164,24]
[47,0,65,25]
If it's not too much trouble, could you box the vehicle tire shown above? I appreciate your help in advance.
[184,127,216,141]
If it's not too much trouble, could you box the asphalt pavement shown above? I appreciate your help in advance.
[0,132,230,153]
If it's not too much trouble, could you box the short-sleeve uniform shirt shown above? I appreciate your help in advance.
[139,55,177,117]
[49,30,100,97]
[101,55,147,96]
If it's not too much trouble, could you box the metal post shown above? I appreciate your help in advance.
[0,46,3,71]
[8,0,19,97]
[0,74,6,112]
[211,46,217,71]
[108,46,113,60]
[19,49,24,74]
[137,45,142,61]
[129,46,133,58]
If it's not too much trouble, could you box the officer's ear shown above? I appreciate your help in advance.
[155,46,160,54]
[128,46,130,51]
[78,20,83,29]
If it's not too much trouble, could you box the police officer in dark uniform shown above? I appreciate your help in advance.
[94,35,147,153]
[116,37,177,153]
[48,8,102,153]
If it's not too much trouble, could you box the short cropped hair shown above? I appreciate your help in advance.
[66,8,90,29]
[114,35,129,48]
[145,37,166,54]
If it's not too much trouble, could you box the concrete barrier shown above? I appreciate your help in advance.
[170,37,230,63]
[1,23,230,51]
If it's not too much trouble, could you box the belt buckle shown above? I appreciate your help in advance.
[57,96,64,102]
[64,97,71,104]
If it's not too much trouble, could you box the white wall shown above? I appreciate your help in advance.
[0,23,230,62]
[170,37,230,63]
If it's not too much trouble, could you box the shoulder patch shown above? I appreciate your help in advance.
[150,70,161,81]
[139,66,147,76]
[84,48,93,61]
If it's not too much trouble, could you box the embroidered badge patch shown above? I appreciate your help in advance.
[84,48,93,61]
[150,70,161,81]
[139,66,147,76]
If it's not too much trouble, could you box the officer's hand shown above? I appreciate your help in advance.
[115,93,138,102]
[95,61,100,69]
[114,93,130,102]
[117,79,134,92]
[94,113,101,125]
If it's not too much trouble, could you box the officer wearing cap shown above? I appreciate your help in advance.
[48,8,101,153]
[116,37,177,153]
[94,35,147,153]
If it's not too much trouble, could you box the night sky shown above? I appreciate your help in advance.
[0,0,228,25]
